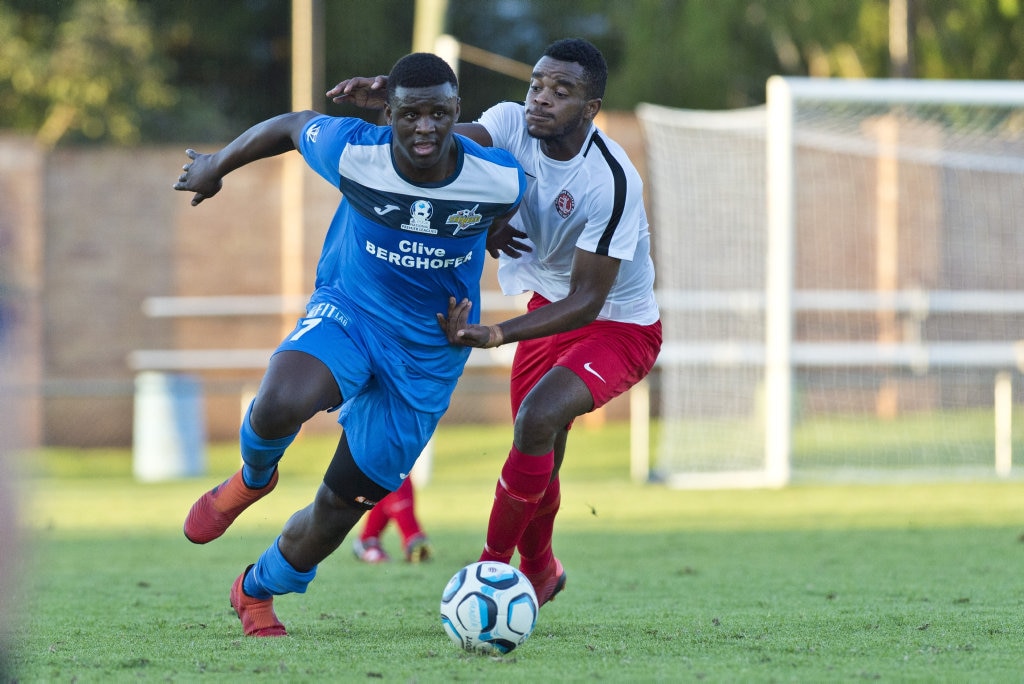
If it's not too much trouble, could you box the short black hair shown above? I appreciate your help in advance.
[386,52,459,102]
[543,38,607,100]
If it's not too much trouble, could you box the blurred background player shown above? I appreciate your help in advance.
[0,231,20,680]
[174,52,524,637]
[331,38,661,608]
[352,478,432,563]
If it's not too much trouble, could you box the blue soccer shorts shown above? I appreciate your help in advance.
[274,312,447,492]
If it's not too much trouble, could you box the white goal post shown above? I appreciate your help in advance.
[638,77,1024,488]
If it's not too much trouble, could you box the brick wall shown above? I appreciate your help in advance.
[3,113,645,448]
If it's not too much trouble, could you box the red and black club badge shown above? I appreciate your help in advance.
[555,189,575,218]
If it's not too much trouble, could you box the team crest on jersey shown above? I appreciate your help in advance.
[446,204,483,235]
[305,123,320,144]
[402,199,437,234]
[555,189,575,218]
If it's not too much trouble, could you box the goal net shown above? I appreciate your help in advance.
[637,78,1024,488]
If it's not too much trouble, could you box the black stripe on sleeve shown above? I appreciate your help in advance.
[587,134,628,256]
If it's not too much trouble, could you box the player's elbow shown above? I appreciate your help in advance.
[561,285,608,329]
[572,297,604,327]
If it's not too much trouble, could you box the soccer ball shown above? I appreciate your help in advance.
[440,561,538,654]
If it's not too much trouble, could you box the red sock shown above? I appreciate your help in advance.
[479,447,554,564]
[517,477,560,575]
[388,478,424,544]
[360,489,395,541]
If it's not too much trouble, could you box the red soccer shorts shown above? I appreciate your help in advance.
[509,293,662,421]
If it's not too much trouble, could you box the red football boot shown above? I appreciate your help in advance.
[523,556,567,607]
[183,468,278,544]
[230,565,287,637]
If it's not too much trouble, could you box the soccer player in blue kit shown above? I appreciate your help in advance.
[173,53,525,637]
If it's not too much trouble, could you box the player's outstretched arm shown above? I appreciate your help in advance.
[442,249,621,349]
[173,111,319,206]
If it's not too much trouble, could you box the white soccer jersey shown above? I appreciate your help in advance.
[478,101,659,325]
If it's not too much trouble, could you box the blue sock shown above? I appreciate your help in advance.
[243,536,317,599]
[239,400,297,488]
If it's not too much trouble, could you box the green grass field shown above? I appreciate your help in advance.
[8,421,1024,682]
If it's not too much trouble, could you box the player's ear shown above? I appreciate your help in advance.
[384,104,393,126]
[584,97,602,122]
[454,97,461,123]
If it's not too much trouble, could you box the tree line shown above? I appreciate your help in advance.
[2,0,1022,147]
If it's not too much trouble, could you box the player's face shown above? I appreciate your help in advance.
[524,56,599,144]
[387,83,461,181]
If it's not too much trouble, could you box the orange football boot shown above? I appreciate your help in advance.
[183,468,278,544]
[230,565,287,637]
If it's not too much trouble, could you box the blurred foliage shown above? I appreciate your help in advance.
[2,0,1024,146]
[0,0,176,146]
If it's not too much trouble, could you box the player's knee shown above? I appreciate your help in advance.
[250,389,312,437]
[312,485,364,533]
[514,400,567,445]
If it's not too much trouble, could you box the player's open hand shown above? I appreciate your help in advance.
[172,149,223,206]
[436,297,473,344]
[436,297,505,348]
[327,76,388,109]
[487,220,532,259]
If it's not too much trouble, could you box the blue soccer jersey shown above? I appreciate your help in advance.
[296,115,525,412]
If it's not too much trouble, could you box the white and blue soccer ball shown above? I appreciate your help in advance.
[440,561,538,654]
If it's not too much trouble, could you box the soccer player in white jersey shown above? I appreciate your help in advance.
[173,53,525,637]
[331,38,662,607]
